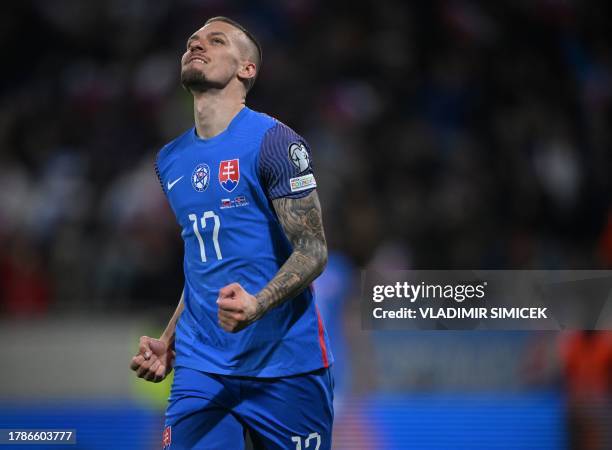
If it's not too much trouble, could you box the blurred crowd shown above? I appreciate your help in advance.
[2,1,612,448]
[1,0,611,313]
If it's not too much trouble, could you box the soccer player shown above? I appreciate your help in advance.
[129,16,334,450]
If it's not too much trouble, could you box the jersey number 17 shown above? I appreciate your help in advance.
[188,210,222,262]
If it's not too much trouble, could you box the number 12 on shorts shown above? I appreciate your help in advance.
[291,432,321,450]
[188,210,222,262]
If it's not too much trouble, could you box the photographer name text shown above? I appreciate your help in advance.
[371,282,548,320]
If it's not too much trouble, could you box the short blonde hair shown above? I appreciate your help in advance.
[204,16,262,93]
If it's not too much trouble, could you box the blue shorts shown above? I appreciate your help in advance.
[163,366,334,450]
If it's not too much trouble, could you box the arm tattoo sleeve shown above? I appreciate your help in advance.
[255,190,328,316]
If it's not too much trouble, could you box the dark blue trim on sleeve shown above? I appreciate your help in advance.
[258,122,316,200]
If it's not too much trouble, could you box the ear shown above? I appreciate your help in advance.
[237,61,257,82]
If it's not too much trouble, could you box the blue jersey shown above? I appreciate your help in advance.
[155,107,332,377]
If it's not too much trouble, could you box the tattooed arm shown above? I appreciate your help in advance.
[257,190,328,313]
[216,190,327,332]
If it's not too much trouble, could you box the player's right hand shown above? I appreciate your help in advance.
[130,336,175,383]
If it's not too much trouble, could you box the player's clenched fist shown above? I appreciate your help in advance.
[130,336,175,383]
[217,282,261,333]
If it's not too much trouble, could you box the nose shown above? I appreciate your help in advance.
[188,40,205,52]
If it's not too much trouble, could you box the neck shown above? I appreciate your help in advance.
[192,88,246,139]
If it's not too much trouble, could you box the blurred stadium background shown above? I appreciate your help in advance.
[1,0,612,449]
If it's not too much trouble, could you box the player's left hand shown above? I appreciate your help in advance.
[217,282,261,333]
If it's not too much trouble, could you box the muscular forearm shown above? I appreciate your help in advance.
[160,290,185,348]
[256,244,327,315]
[256,192,328,316]
[216,192,327,333]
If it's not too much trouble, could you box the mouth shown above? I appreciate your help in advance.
[187,56,208,65]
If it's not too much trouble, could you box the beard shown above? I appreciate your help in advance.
[181,67,226,92]
[181,67,209,92]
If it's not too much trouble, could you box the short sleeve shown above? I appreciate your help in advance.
[258,122,317,199]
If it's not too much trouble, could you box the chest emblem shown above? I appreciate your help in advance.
[219,159,240,192]
[192,163,210,192]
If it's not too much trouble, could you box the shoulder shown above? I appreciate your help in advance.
[242,108,307,146]
[258,117,311,167]
[156,128,194,164]
[259,117,311,172]
[256,115,316,199]
[261,116,306,146]
[244,108,276,128]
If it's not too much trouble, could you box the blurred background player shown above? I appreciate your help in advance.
[129,17,334,450]
[559,331,612,450]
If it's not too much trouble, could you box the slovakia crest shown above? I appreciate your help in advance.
[192,163,210,192]
[219,159,240,192]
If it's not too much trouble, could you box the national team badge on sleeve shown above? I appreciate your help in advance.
[192,163,210,192]
[288,142,310,173]
[162,426,171,449]
[219,159,240,192]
